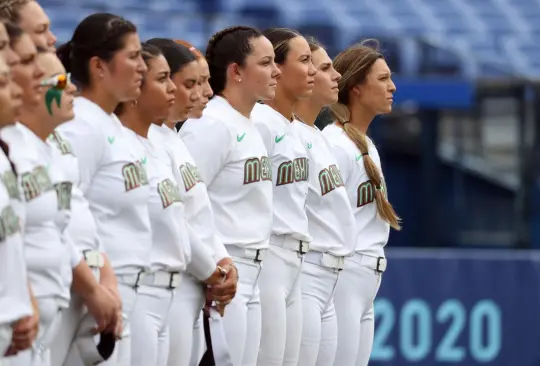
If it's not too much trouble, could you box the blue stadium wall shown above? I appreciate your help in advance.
[370,248,540,366]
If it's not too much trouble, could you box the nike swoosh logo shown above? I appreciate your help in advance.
[237,133,246,142]
[275,134,285,143]
[108,136,115,144]
[141,156,147,165]
[307,143,312,149]
[356,154,362,161]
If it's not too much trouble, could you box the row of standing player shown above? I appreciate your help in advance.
[0,2,400,366]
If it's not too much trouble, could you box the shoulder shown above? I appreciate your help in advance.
[181,114,233,141]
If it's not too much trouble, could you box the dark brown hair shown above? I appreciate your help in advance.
[56,13,137,88]
[262,28,301,64]
[205,26,262,95]
[330,40,401,230]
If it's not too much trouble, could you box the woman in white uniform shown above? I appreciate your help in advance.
[55,13,149,366]
[0,20,39,362]
[250,27,315,366]
[1,25,109,366]
[322,42,400,366]
[145,38,236,366]
[0,47,34,363]
[115,42,225,366]
[40,51,119,366]
[180,26,280,366]
[291,37,356,366]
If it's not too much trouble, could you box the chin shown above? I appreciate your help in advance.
[122,88,141,102]
[188,109,203,119]
[260,89,276,101]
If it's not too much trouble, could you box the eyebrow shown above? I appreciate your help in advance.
[319,62,331,68]
[260,56,272,61]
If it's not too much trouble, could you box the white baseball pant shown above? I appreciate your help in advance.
[100,281,138,366]
[257,241,304,366]
[7,297,63,366]
[51,266,101,366]
[297,257,341,366]
[130,282,175,366]
[167,273,206,366]
[333,254,383,366]
[217,253,263,366]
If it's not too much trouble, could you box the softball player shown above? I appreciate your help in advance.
[146,38,235,366]
[250,28,315,366]
[180,26,279,366]
[36,52,119,366]
[56,13,148,366]
[0,31,84,366]
[0,53,34,362]
[291,41,356,366]
[323,43,399,366]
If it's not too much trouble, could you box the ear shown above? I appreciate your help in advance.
[351,85,362,98]
[226,63,243,84]
[88,56,107,80]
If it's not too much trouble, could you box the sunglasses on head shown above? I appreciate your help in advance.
[40,73,71,90]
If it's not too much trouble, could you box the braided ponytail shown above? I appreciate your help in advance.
[204,26,262,95]
[330,42,401,230]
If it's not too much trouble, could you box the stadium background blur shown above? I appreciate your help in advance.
[41,0,540,364]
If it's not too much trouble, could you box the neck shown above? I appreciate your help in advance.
[80,87,119,115]
[119,108,151,138]
[295,98,323,126]
[349,105,375,134]
[220,89,255,119]
[266,90,296,121]
[19,107,55,141]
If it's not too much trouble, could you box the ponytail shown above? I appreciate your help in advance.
[56,41,73,73]
[330,102,401,230]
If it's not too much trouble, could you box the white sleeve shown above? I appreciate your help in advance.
[179,117,232,187]
[58,121,107,192]
[329,143,353,185]
[254,121,273,154]
[185,222,216,281]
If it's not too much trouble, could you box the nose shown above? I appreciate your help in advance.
[66,80,77,94]
[204,84,213,99]
[167,77,177,94]
[308,61,316,76]
[34,63,45,80]
[389,78,396,93]
[333,69,342,82]
[138,56,148,73]
[47,30,57,50]
[190,88,201,103]
[271,61,281,78]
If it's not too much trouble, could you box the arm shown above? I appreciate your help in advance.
[186,222,224,285]
[9,283,39,354]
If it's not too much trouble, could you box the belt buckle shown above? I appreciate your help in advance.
[299,241,309,255]
[134,271,145,289]
[168,272,180,289]
[376,257,387,273]
[337,256,345,270]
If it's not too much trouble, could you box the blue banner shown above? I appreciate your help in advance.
[370,249,540,366]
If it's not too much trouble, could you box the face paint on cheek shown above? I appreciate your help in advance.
[45,88,62,116]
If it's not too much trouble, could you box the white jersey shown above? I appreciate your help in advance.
[47,130,103,253]
[180,96,273,250]
[58,97,152,275]
[0,147,32,324]
[133,131,188,273]
[323,123,389,257]
[1,123,80,305]
[251,104,311,242]
[289,121,355,256]
[149,124,228,262]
